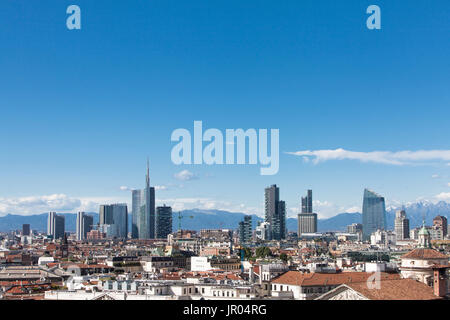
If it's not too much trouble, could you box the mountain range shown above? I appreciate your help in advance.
[1,201,449,233]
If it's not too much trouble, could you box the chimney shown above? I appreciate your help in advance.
[433,266,448,298]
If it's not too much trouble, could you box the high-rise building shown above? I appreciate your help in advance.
[131,160,156,239]
[76,212,93,241]
[298,190,317,235]
[156,205,173,239]
[433,215,448,238]
[298,213,318,234]
[238,215,252,244]
[99,204,128,239]
[362,189,386,240]
[99,205,114,225]
[394,209,410,241]
[347,223,363,234]
[301,189,313,213]
[22,224,30,236]
[255,221,270,241]
[47,212,65,240]
[264,184,286,240]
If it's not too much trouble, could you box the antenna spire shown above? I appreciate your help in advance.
[146,157,150,187]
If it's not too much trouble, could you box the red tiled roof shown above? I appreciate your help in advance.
[401,248,449,260]
[346,279,440,300]
[272,271,400,287]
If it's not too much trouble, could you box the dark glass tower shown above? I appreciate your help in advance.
[301,189,313,213]
[156,205,173,239]
[264,184,286,240]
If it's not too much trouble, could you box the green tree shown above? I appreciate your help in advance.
[279,253,288,263]
[255,246,272,258]
[242,247,252,260]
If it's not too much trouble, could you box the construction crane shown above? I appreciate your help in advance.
[177,211,194,231]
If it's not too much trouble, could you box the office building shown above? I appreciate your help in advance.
[238,215,252,244]
[22,224,30,236]
[99,204,128,239]
[394,209,410,241]
[362,189,386,240]
[264,184,286,240]
[298,190,317,235]
[131,160,155,239]
[76,212,93,241]
[301,189,313,213]
[255,221,270,241]
[347,223,363,234]
[156,205,173,239]
[298,213,318,235]
[433,216,448,238]
[99,205,114,225]
[47,212,65,240]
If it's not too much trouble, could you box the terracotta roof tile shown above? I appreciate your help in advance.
[401,248,448,260]
[272,271,400,287]
[346,279,440,300]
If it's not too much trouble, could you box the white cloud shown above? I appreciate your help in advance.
[435,192,450,201]
[119,186,131,191]
[431,174,440,179]
[174,170,198,181]
[0,194,129,216]
[287,148,450,166]
[448,183,450,187]
[154,185,168,191]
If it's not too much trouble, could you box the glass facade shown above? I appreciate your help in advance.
[132,161,156,239]
[362,189,386,240]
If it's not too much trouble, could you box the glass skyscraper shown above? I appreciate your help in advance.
[239,215,253,244]
[47,212,65,240]
[264,184,286,240]
[362,189,386,240]
[156,205,173,239]
[99,204,128,239]
[76,212,93,241]
[301,189,313,213]
[298,189,317,235]
[131,160,156,239]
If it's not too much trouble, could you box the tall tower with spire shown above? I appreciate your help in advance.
[131,159,156,239]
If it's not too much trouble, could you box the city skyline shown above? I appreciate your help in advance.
[1,1,450,219]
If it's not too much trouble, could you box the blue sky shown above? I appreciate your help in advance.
[0,1,449,218]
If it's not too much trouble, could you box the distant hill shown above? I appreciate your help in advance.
[0,201,448,233]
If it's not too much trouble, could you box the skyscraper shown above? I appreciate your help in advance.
[239,215,253,244]
[131,160,156,239]
[22,224,30,236]
[433,215,448,238]
[394,209,410,241]
[156,205,173,239]
[76,212,93,241]
[264,184,286,240]
[362,189,386,240]
[99,204,128,239]
[298,189,317,235]
[298,213,318,235]
[47,212,65,240]
[301,189,313,213]
[99,205,114,225]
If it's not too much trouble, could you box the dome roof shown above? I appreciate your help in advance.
[418,221,430,236]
